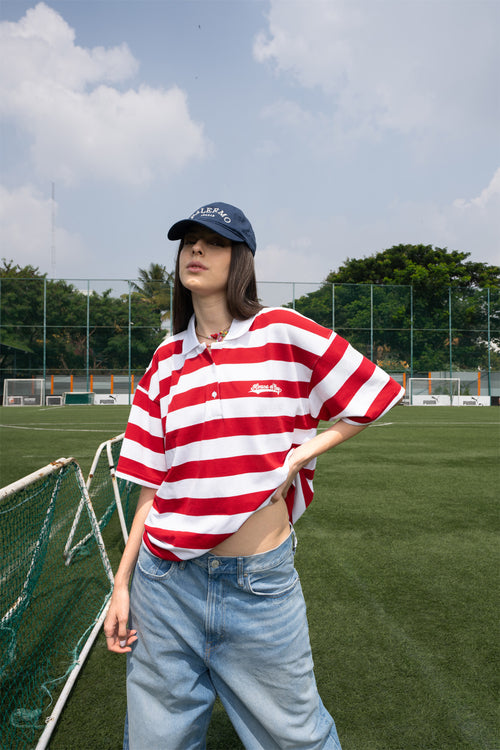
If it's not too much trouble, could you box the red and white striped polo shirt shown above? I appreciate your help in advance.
[116,307,404,560]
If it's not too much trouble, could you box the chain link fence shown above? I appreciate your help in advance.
[1,278,499,401]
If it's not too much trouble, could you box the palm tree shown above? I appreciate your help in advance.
[132,263,174,329]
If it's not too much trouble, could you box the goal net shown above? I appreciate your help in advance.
[66,434,141,560]
[408,377,461,406]
[63,392,94,405]
[3,378,45,406]
[0,459,114,750]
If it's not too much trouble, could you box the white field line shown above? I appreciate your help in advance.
[0,425,120,432]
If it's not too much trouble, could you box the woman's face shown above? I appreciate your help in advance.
[179,226,232,298]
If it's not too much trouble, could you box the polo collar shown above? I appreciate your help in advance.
[182,314,257,355]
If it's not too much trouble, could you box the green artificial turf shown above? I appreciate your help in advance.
[0,405,132,487]
[1,405,499,749]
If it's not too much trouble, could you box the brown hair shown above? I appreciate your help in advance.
[172,241,263,335]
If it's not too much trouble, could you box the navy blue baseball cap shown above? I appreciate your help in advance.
[168,202,257,255]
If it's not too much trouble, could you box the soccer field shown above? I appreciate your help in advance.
[1,405,499,749]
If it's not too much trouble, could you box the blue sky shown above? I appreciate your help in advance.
[1,0,499,304]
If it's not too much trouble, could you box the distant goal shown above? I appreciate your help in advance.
[408,377,460,406]
[63,392,94,405]
[3,378,45,406]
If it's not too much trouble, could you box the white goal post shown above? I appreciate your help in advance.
[63,392,94,405]
[3,378,45,406]
[408,377,460,406]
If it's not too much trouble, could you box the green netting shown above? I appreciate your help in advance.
[0,460,114,750]
[86,435,140,538]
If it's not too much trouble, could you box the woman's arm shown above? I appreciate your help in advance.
[271,420,368,503]
[103,486,156,652]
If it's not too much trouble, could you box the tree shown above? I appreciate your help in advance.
[0,260,166,378]
[132,263,173,324]
[0,260,46,374]
[289,246,499,372]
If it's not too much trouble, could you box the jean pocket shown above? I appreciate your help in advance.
[136,543,177,581]
[244,555,299,597]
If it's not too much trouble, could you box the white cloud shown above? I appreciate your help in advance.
[256,240,327,305]
[255,166,500,297]
[0,3,211,186]
[254,0,499,141]
[347,168,500,266]
[453,167,500,214]
[0,184,87,275]
[445,167,500,263]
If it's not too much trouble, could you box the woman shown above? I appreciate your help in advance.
[104,202,404,749]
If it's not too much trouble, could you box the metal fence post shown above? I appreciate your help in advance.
[43,277,47,388]
[410,285,414,377]
[449,286,453,381]
[370,284,374,362]
[332,283,335,331]
[128,281,132,406]
[487,287,491,396]
[86,280,90,392]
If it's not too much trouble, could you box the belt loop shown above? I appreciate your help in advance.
[290,523,297,553]
[237,556,244,586]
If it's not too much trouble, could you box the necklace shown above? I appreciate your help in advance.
[196,322,231,343]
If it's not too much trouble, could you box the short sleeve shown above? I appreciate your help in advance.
[309,331,404,424]
[116,352,167,487]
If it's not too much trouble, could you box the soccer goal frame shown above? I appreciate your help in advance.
[45,395,63,406]
[3,378,45,406]
[408,377,461,406]
[0,458,114,750]
[63,392,94,405]
[64,434,130,566]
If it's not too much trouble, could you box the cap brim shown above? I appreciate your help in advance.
[167,218,245,245]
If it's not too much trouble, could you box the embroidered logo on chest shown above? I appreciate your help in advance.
[249,383,282,396]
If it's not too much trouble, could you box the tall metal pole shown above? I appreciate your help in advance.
[51,182,56,278]
[332,283,335,331]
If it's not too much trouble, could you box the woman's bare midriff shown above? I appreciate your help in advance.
[210,498,290,556]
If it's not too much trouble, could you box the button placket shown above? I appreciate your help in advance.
[205,358,222,418]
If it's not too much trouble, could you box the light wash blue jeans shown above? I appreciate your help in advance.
[124,531,342,750]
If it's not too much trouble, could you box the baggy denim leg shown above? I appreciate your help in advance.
[124,532,342,750]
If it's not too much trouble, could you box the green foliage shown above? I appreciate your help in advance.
[0,260,167,376]
[289,246,500,371]
[326,244,500,288]
[131,262,173,319]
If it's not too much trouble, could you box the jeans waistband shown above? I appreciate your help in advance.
[191,526,297,574]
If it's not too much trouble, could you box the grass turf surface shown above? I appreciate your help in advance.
[1,405,499,749]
